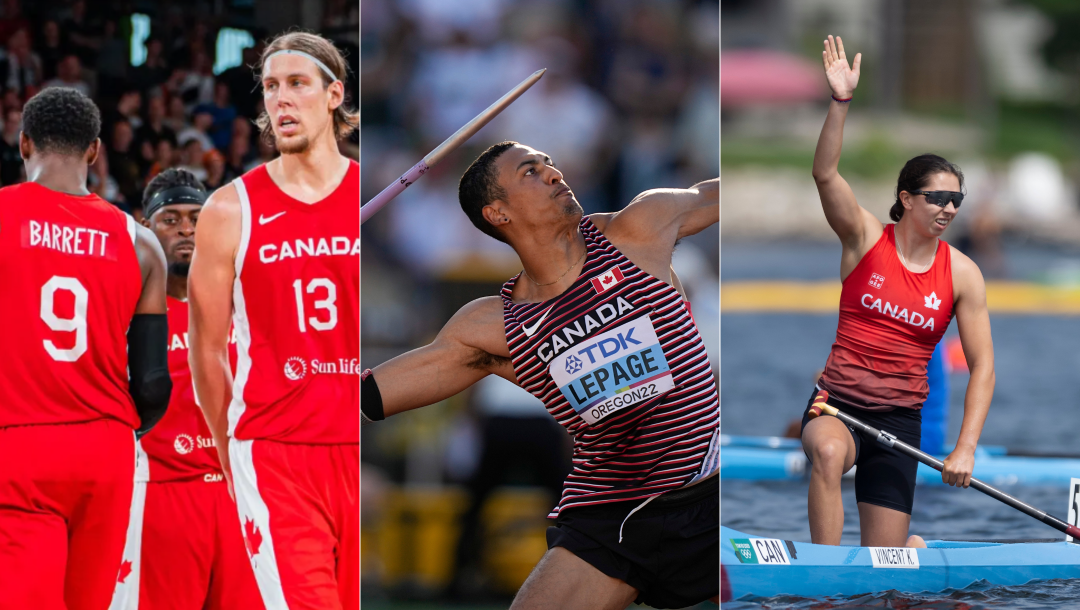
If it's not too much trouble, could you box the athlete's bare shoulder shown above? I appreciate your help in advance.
[949,244,986,302]
[196,183,242,259]
[586,212,616,232]
[602,179,718,249]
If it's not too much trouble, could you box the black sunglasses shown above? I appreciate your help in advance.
[910,190,963,209]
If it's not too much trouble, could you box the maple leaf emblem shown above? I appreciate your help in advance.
[117,560,133,583]
[602,275,614,285]
[924,292,941,310]
[243,517,263,558]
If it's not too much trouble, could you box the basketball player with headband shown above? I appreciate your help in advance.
[188,32,360,609]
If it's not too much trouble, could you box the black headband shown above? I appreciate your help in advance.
[144,186,206,220]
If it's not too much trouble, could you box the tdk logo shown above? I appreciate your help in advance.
[576,327,641,364]
[565,355,583,375]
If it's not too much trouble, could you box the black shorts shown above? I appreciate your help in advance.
[546,476,718,609]
[800,387,922,514]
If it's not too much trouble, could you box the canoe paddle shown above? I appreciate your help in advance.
[808,390,1080,539]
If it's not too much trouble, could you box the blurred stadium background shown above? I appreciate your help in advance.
[0,0,357,209]
[360,0,718,607]
[722,1,1080,483]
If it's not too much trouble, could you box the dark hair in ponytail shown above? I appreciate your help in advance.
[890,154,964,222]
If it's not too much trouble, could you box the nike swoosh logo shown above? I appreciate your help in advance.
[259,211,286,225]
[522,305,556,338]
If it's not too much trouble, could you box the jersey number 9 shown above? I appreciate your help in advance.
[41,276,89,362]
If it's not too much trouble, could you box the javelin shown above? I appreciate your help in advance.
[360,68,547,224]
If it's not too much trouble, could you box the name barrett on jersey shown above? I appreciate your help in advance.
[21,219,117,259]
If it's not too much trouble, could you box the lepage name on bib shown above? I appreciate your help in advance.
[549,315,674,424]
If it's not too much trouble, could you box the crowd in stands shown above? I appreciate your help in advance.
[0,0,358,216]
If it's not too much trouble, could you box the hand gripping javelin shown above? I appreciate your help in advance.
[360,69,547,225]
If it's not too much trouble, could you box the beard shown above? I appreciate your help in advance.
[169,262,191,278]
[276,134,311,155]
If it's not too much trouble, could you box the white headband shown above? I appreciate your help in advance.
[263,49,339,83]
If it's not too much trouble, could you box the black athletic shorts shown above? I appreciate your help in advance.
[546,476,718,609]
[800,387,922,514]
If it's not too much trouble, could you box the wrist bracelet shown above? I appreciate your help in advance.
[832,95,852,103]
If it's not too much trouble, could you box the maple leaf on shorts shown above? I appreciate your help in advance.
[244,517,263,557]
[117,560,133,583]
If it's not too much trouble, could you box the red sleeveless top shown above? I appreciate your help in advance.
[819,224,955,410]
[0,183,142,428]
[228,161,359,444]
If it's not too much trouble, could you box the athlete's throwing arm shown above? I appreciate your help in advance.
[364,177,718,422]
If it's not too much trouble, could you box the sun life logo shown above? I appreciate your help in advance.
[284,357,307,381]
[174,434,195,455]
[565,354,583,375]
[924,291,941,310]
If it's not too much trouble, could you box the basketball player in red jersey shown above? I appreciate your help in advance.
[188,32,359,609]
[0,87,170,610]
[801,36,995,548]
[362,141,719,609]
[110,168,262,610]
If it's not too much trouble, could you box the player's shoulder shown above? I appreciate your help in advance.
[444,296,505,335]
[948,243,984,290]
[201,182,242,219]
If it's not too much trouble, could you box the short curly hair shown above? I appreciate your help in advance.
[21,87,101,156]
[142,168,207,212]
[458,141,517,243]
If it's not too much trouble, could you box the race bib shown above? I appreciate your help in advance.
[549,315,675,424]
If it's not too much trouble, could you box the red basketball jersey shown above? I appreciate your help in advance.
[137,297,236,481]
[228,161,359,444]
[0,182,142,428]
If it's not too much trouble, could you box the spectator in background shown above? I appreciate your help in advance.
[202,148,225,190]
[1,86,17,110]
[38,20,67,82]
[43,54,90,97]
[107,88,143,134]
[195,81,237,152]
[63,0,100,70]
[136,94,177,153]
[223,127,249,183]
[219,45,260,120]
[108,119,142,208]
[177,108,214,153]
[130,37,170,96]
[96,18,128,99]
[0,0,30,48]
[176,50,214,112]
[146,134,177,181]
[0,27,41,100]
[163,94,190,134]
[176,137,207,182]
[88,149,122,207]
[0,104,22,185]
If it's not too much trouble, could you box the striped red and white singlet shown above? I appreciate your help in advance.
[502,217,718,517]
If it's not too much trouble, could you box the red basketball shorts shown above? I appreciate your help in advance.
[230,440,358,610]
[109,475,264,609]
[0,419,135,610]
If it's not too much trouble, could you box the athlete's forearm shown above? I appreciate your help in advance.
[373,342,489,417]
[811,101,849,182]
[956,363,994,452]
[190,345,233,443]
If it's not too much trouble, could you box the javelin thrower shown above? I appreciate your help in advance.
[361,135,720,607]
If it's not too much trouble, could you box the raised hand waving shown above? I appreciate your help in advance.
[822,35,861,100]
